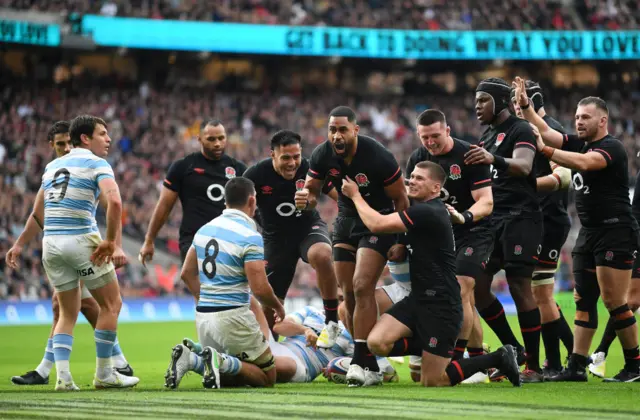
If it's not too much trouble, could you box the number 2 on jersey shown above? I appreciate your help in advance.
[202,239,219,279]
[47,168,71,202]
[489,164,498,179]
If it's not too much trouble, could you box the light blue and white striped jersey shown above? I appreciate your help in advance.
[193,209,264,309]
[283,306,353,381]
[41,148,115,237]
[387,259,411,291]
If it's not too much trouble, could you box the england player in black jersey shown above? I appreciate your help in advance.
[296,106,409,386]
[406,110,494,363]
[517,81,640,383]
[511,81,575,378]
[244,130,340,346]
[341,161,521,388]
[464,78,544,382]
[139,120,247,264]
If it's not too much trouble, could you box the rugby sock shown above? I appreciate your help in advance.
[445,351,502,386]
[518,308,542,371]
[111,337,128,368]
[52,334,73,382]
[354,339,379,371]
[541,319,562,370]
[35,338,55,379]
[219,353,242,376]
[623,346,640,372]
[595,316,617,357]
[189,352,205,375]
[388,337,422,356]
[479,299,522,350]
[466,347,484,358]
[453,339,468,361]
[323,299,339,324]
[556,303,574,355]
[568,353,589,370]
[95,329,116,380]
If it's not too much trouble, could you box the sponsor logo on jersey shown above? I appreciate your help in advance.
[261,185,273,195]
[329,168,340,177]
[605,251,614,261]
[449,164,462,180]
[496,133,506,146]
[428,337,438,348]
[76,267,95,276]
[295,179,305,191]
[225,167,236,179]
[355,173,370,187]
[194,168,205,174]
[465,247,473,256]
[514,245,523,255]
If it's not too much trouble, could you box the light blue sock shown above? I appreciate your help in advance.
[111,337,128,367]
[35,337,55,378]
[189,352,205,375]
[219,354,241,376]
[111,338,123,356]
[95,329,116,378]
[52,334,73,380]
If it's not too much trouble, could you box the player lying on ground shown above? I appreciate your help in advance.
[341,161,521,387]
[7,121,134,386]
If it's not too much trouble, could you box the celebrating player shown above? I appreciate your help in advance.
[7,121,133,386]
[243,130,340,344]
[465,78,543,382]
[515,77,640,382]
[342,161,521,388]
[296,106,409,386]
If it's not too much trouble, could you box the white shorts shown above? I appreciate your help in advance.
[42,233,115,293]
[196,306,269,363]
[269,341,308,383]
[379,282,411,305]
[80,284,92,300]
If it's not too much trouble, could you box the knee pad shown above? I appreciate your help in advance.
[532,271,555,287]
[505,264,535,280]
[333,247,356,263]
[574,270,599,329]
[610,304,637,330]
[253,350,276,372]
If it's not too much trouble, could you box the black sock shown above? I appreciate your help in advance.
[479,299,522,350]
[569,353,588,370]
[595,316,617,356]
[623,346,640,372]
[466,346,484,358]
[445,351,502,385]
[453,339,468,361]
[323,299,339,324]
[541,319,562,370]
[352,340,367,366]
[518,308,542,371]
[556,303,574,354]
[388,337,422,356]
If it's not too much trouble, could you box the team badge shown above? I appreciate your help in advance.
[225,167,236,179]
[355,173,370,187]
[329,168,341,177]
[295,179,306,191]
[194,168,205,174]
[465,247,474,256]
[369,236,378,244]
[514,245,523,256]
[261,185,273,195]
[449,164,462,180]
[605,251,614,261]
[496,133,506,146]
[429,337,438,348]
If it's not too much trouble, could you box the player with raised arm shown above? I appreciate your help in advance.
[171,177,286,389]
[296,106,409,386]
[514,76,640,382]
[342,161,521,388]
[464,78,544,382]
[243,130,340,344]
[7,121,133,386]
[32,115,139,390]
[510,81,575,378]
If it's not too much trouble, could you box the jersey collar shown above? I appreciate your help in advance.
[69,148,92,155]
[222,208,257,230]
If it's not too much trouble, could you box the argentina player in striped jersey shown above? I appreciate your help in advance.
[35,115,139,390]
[167,177,288,389]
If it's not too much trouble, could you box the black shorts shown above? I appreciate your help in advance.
[264,221,331,300]
[485,213,543,278]
[387,295,463,358]
[455,226,494,280]
[573,226,638,271]
[179,236,195,264]
[536,220,570,270]
[332,216,395,258]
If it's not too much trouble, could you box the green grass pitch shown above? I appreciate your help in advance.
[1,309,639,419]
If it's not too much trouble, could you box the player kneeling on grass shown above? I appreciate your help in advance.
[341,161,521,387]
[171,177,286,389]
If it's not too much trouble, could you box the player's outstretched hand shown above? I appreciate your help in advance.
[445,204,465,225]
[138,241,154,268]
[294,188,310,210]
[464,145,495,166]
[273,302,286,325]
[341,176,360,198]
[5,244,23,270]
[530,123,545,152]
[387,244,407,262]
[305,328,318,349]
[512,76,529,108]
[91,240,116,267]
[113,246,129,269]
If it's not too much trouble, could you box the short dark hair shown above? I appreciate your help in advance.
[224,177,256,208]
[416,161,447,186]
[200,119,223,131]
[578,96,609,115]
[270,130,302,150]
[69,115,107,147]
[329,106,357,123]
[47,121,70,143]
[416,109,446,127]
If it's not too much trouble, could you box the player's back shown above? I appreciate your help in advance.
[42,148,113,236]
[193,209,263,309]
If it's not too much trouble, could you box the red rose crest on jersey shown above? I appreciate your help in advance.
[261,185,273,195]
[465,247,474,256]
[449,164,462,180]
[355,173,370,187]
[295,179,306,191]
[514,245,523,255]
[369,236,378,244]
[329,168,340,177]
[225,167,236,179]
[428,337,438,348]
[496,133,506,146]
[605,251,614,261]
